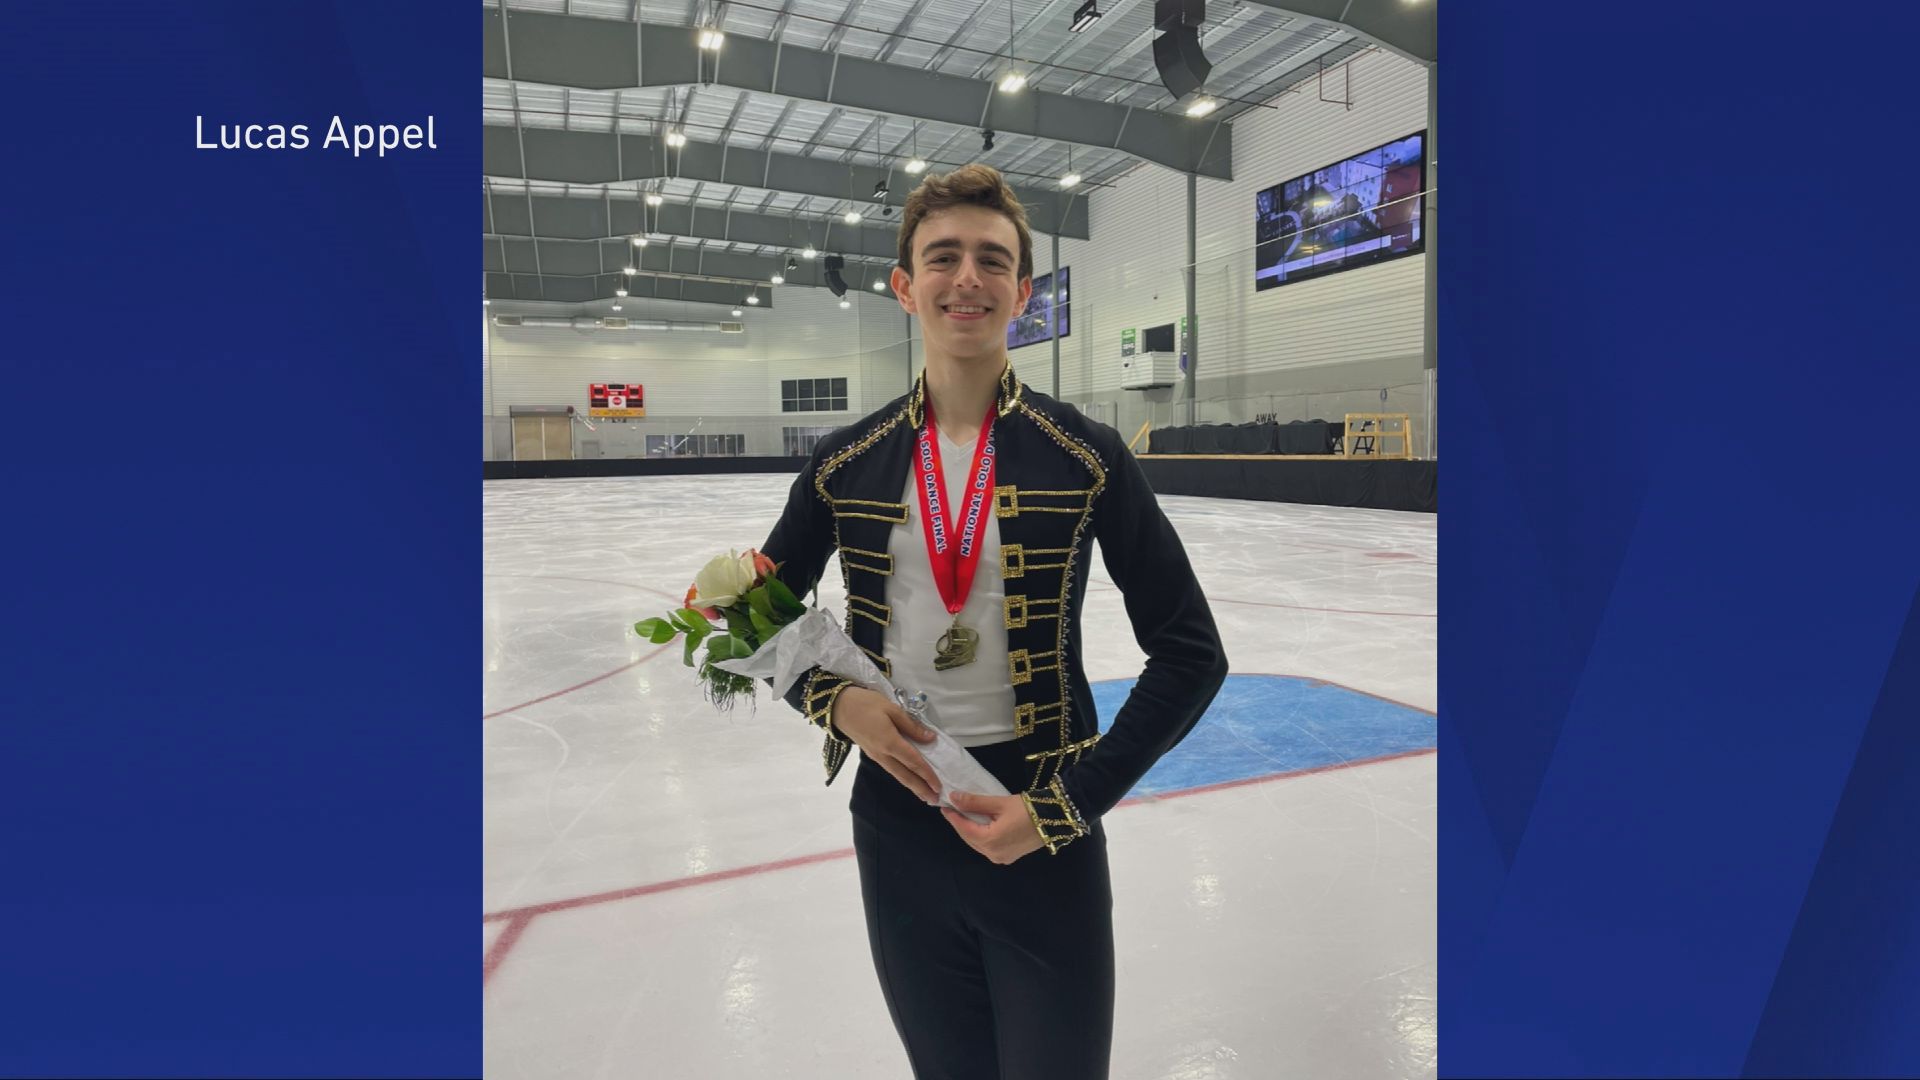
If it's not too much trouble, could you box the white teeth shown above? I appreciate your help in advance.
[947,305,986,314]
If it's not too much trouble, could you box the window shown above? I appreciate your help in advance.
[783,425,840,456]
[781,377,849,413]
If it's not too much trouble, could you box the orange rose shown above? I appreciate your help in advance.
[748,549,776,580]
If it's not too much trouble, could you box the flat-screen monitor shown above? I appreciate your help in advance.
[1255,131,1426,291]
[1142,323,1176,354]
[1007,267,1071,349]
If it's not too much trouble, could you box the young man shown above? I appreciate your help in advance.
[760,164,1227,1080]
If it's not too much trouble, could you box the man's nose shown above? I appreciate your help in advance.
[953,256,984,288]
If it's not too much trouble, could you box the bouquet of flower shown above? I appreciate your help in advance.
[636,545,1011,819]
[633,548,807,712]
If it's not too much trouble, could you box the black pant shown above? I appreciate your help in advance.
[850,739,1115,1080]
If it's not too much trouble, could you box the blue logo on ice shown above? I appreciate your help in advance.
[1091,674,1436,796]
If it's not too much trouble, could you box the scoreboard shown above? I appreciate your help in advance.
[588,383,645,418]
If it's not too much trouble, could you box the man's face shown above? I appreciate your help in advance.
[893,204,1032,362]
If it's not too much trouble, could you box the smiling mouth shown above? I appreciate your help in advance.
[942,304,990,316]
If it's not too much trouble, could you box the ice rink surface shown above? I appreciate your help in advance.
[485,474,1435,1079]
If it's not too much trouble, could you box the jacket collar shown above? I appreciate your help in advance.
[904,361,1024,430]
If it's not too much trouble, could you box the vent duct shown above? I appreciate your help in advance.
[491,315,740,333]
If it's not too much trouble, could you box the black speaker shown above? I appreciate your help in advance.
[1153,0,1203,29]
[824,255,848,297]
[1151,0,1210,100]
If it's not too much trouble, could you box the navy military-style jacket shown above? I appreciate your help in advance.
[760,364,1228,853]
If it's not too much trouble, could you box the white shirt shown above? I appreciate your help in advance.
[881,429,1019,747]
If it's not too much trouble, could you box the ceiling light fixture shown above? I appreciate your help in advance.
[872,280,886,291]
[1059,173,1081,188]
[746,294,760,305]
[904,128,927,175]
[995,0,1026,94]
[802,246,818,259]
[623,267,639,275]
[698,29,725,50]
[771,273,785,285]
[611,304,622,312]
[1185,97,1219,118]
[631,236,646,246]
[844,210,862,224]
[616,287,628,297]
[873,180,889,199]
[1070,0,1102,32]
[786,259,799,272]
[665,131,687,148]
[646,193,664,206]
[732,307,743,316]
[839,299,852,309]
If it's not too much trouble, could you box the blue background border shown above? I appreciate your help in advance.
[1441,3,1920,1076]
[6,0,1920,1074]
[2,1,477,1074]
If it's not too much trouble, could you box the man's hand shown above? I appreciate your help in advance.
[942,790,1046,865]
[829,686,942,804]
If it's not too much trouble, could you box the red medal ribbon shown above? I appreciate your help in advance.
[913,398,998,617]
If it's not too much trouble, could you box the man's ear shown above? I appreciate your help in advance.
[1016,275,1033,312]
[891,265,916,315]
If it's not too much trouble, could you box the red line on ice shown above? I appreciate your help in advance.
[481,747,1438,941]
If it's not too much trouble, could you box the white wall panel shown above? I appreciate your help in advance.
[484,286,915,457]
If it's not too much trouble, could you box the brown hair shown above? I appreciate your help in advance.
[895,163,1034,282]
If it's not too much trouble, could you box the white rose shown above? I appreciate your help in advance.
[690,550,757,610]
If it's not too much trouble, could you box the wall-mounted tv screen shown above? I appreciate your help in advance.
[1008,266,1071,349]
[1255,132,1425,291]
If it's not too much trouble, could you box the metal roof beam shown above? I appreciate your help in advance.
[483,125,1091,238]
[486,191,903,261]
[482,10,1232,178]
[485,269,770,307]
[484,236,892,292]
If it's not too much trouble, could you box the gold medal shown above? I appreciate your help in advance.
[934,617,979,671]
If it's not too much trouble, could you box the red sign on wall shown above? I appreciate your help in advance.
[588,383,645,417]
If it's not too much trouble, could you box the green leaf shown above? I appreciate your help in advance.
[678,607,713,634]
[765,575,805,618]
[747,585,776,621]
[679,623,710,667]
[705,633,741,661]
[634,618,678,644]
[748,606,777,642]
[722,606,753,640]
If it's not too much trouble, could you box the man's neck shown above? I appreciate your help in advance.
[922,350,1006,442]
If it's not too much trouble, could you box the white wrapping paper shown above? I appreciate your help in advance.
[713,606,1010,823]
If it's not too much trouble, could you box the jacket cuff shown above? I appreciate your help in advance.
[1020,775,1090,855]
[802,668,856,785]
